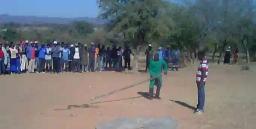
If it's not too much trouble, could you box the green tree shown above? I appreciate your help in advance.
[98,0,174,47]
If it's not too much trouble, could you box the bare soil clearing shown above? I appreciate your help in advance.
[0,64,255,129]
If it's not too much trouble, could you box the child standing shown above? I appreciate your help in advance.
[195,51,208,114]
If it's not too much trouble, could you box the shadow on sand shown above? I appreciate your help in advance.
[54,96,143,111]
[169,99,196,111]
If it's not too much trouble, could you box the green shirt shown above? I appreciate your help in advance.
[148,59,168,78]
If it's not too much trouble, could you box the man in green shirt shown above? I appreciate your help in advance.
[148,53,168,99]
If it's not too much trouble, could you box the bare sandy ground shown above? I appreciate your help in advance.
[0,64,256,129]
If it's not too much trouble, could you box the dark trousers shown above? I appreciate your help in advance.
[0,59,5,74]
[89,58,95,72]
[149,78,161,98]
[146,58,149,72]
[124,58,131,70]
[53,57,60,73]
[45,60,52,72]
[105,57,111,69]
[39,58,45,72]
[197,82,205,111]
[73,59,81,72]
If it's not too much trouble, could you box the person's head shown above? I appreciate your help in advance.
[153,53,159,61]
[53,41,58,46]
[102,45,105,49]
[84,44,87,48]
[198,51,206,61]
[41,44,45,48]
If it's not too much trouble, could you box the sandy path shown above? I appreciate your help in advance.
[0,64,255,129]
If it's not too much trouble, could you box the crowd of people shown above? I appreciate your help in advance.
[0,40,134,75]
[0,41,182,75]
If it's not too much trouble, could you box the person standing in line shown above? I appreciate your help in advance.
[45,44,52,72]
[9,44,18,74]
[2,44,8,74]
[0,43,5,75]
[80,44,88,72]
[27,43,36,73]
[20,41,28,72]
[111,45,118,70]
[123,45,132,70]
[52,41,62,73]
[38,44,46,73]
[16,44,22,74]
[145,44,153,72]
[105,47,112,70]
[73,43,80,72]
[95,44,100,71]
[99,45,106,71]
[116,46,123,71]
[148,53,168,99]
[59,42,65,72]
[69,44,75,72]
[62,44,70,72]
[195,51,209,114]
[88,42,96,72]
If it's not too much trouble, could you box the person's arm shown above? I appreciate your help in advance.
[162,60,168,75]
[200,61,208,84]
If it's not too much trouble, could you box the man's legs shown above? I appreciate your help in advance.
[155,78,162,98]
[31,59,35,73]
[56,58,61,73]
[0,59,3,74]
[197,82,205,111]
[149,77,155,98]
[127,58,131,70]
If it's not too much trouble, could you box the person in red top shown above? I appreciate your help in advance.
[0,43,5,74]
[195,51,208,114]
[28,43,36,73]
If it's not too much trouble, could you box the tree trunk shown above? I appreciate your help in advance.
[212,43,218,63]
[218,40,227,64]
[242,37,250,64]
[246,49,250,63]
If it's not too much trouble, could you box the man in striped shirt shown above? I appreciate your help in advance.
[195,51,208,114]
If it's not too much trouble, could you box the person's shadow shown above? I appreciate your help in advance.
[169,99,196,111]
[137,92,152,100]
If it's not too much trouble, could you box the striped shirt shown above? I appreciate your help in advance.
[196,58,208,83]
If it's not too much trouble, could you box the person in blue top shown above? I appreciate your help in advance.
[62,44,70,72]
[158,47,164,61]
[38,44,46,73]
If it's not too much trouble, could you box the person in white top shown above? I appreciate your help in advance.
[45,44,52,72]
[9,44,18,73]
[73,44,80,72]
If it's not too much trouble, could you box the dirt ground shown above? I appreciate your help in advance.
[0,64,256,129]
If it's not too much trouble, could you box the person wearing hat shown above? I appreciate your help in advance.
[52,41,62,73]
[148,52,168,99]
[145,44,153,72]
[45,44,52,72]
[73,43,80,72]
